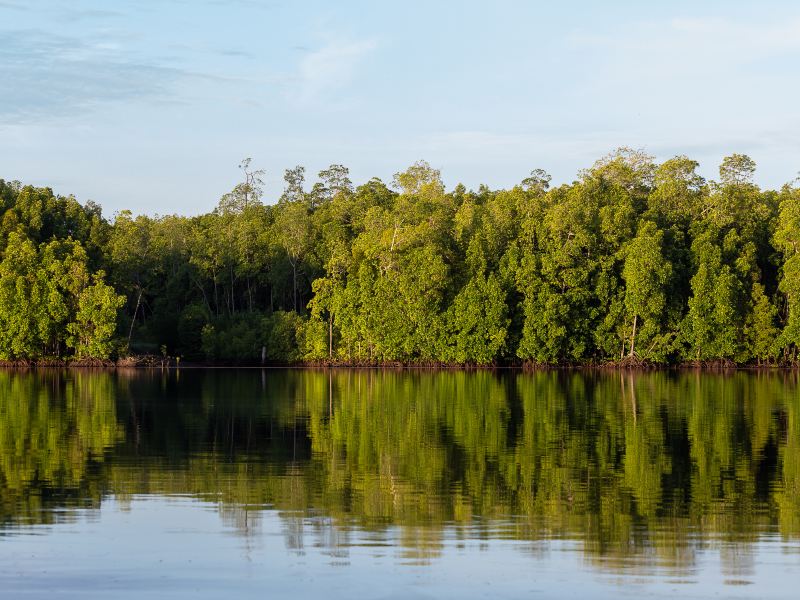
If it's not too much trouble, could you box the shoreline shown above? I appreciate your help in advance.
[0,358,797,371]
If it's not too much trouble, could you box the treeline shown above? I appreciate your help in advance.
[2,148,800,364]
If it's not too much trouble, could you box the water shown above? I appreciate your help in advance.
[0,368,799,598]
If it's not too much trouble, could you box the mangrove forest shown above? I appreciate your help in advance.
[2,148,800,366]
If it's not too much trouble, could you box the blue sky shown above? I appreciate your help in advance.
[1,0,799,215]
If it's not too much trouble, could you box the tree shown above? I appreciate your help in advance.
[744,282,779,363]
[0,231,120,361]
[312,164,353,206]
[218,158,265,213]
[774,184,800,357]
[274,201,312,312]
[649,156,705,224]
[521,169,551,193]
[67,274,125,359]
[622,221,672,360]
[442,272,509,364]
[590,147,656,198]
[681,229,742,361]
[0,232,44,359]
[280,166,306,204]
[392,160,444,197]
[719,154,756,187]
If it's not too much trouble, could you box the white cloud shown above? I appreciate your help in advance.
[295,38,377,105]
[668,17,800,52]
[570,16,800,49]
[568,16,800,79]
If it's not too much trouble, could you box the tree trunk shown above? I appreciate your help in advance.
[194,279,211,315]
[127,288,143,353]
[292,260,297,312]
[214,278,219,316]
[628,314,638,357]
[230,267,236,314]
[329,312,333,359]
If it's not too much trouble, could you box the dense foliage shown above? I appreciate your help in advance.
[0,182,122,361]
[2,148,800,364]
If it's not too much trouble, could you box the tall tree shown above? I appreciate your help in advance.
[622,221,672,360]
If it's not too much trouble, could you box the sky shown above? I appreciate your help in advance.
[1,0,800,216]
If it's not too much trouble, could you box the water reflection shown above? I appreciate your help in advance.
[1,368,799,581]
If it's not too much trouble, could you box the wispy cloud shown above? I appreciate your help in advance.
[0,29,193,122]
[668,17,800,53]
[57,7,123,22]
[0,1,28,10]
[568,16,800,79]
[294,37,377,105]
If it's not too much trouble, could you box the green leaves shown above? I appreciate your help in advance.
[775,185,800,355]
[442,273,509,364]
[0,232,122,360]
[4,153,800,365]
[67,274,125,359]
[622,221,672,359]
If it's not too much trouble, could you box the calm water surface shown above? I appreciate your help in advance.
[1,368,799,598]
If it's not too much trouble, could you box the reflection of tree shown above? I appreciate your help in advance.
[777,379,800,539]
[301,370,795,572]
[1,369,799,576]
[0,370,122,525]
[622,372,671,519]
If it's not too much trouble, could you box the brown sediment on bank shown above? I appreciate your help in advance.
[521,358,772,371]
[0,356,794,370]
[0,355,166,368]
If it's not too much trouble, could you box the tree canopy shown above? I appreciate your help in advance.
[1,150,799,364]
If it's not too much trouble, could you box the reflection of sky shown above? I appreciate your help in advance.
[1,1,800,215]
[1,496,797,599]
